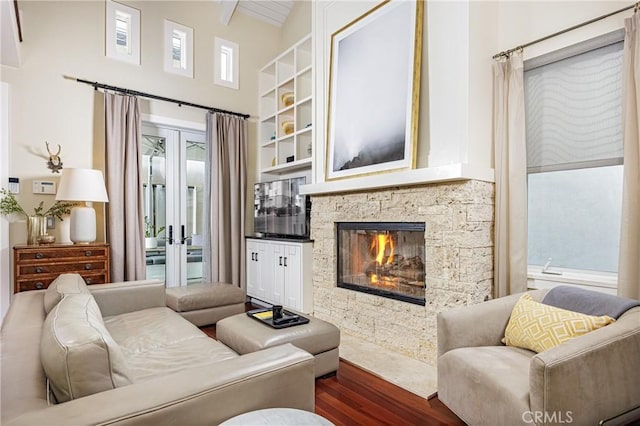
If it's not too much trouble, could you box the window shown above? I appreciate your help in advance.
[105,0,140,64]
[172,29,187,69]
[164,20,193,78]
[115,11,130,55]
[214,37,239,89]
[524,31,624,275]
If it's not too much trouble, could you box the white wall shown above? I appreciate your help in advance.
[311,0,632,188]
[279,0,312,51]
[0,82,10,324]
[497,1,631,60]
[0,1,280,233]
[0,0,282,300]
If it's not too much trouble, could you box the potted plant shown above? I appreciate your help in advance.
[144,216,165,249]
[0,188,75,244]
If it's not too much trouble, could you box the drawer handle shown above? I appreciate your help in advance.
[85,278,92,284]
[35,267,44,274]
[35,282,44,289]
[84,264,92,270]
[85,251,92,257]
[35,253,44,259]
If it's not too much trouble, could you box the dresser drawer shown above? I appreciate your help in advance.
[16,277,56,291]
[16,247,108,262]
[13,243,110,293]
[16,272,107,291]
[18,260,108,276]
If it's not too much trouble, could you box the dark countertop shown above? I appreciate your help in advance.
[246,234,314,243]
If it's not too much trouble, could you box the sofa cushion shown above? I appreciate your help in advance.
[165,282,246,312]
[104,307,238,382]
[43,273,90,314]
[40,294,133,403]
[503,293,615,353]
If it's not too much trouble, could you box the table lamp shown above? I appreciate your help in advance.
[56,168,109,244]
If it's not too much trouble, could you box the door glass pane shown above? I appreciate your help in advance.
[185,137,205,284]
[142,134,167,282]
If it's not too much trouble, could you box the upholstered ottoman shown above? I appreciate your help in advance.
[165,282,246,326]
[216,311,340,377]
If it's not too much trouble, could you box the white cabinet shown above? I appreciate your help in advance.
[246,239,274,301]
[258,34,313,177]
[246,238,313,313]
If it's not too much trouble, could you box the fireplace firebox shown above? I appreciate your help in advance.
[337,222,426,305]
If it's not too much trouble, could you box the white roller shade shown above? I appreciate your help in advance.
[525,40,624,173]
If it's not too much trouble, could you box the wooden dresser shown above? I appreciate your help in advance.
[13,243,110,293]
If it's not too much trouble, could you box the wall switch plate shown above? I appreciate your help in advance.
[33,180,56,194]
[8,177,19,194]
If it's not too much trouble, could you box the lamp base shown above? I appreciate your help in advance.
[70,206,96,244]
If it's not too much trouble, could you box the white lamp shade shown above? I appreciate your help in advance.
[56,168,109,203]
[56,168,108,244]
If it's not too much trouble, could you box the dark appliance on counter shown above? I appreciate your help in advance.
[254,177,310,238]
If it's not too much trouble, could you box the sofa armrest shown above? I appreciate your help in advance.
[90,280,165,317]
[530,308,640,425]
[6,344,315,426]
[437,292,519,357]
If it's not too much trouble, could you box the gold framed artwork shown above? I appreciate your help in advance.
[325,0,423,181]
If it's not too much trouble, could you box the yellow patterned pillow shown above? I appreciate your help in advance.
[503,293,615,353]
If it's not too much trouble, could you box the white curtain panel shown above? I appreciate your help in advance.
[618,11,640,299]
[104,92,146,282]
[203,113,247,288]
[493,51,528,298]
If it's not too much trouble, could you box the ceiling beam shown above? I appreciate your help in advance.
[219,0,239,26]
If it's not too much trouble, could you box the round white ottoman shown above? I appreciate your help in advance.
[220,408,334,425]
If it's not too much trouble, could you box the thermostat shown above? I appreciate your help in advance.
[8,177,19,194]
[33,180,56,194]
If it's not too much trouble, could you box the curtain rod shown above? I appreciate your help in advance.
[64,75,250,119]
[493,2,638,59]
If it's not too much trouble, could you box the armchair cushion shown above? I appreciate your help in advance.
[503,293,615,353]
[438,345,535,425]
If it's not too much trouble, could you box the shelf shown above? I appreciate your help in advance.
[260,114,276,123]
[300,164,496,195]
[259,33,313,177]
[260,87,276,97]
[262,157,313,174]
[277,104,294,115]
[296,126,312,136]
[277,134,294,143]
[296,96,312,106]
[296,65,312,77]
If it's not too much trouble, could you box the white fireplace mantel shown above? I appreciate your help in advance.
[300,163,494,196]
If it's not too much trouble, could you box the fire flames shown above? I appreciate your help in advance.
[371,233,395,265]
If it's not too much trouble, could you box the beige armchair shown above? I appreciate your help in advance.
[437,289,640,426]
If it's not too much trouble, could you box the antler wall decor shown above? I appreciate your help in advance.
[46,142,63,173]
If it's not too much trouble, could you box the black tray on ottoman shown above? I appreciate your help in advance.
[247,308,310,329]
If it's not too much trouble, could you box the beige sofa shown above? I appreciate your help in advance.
[1,275,315,425]
[437,288,640,426]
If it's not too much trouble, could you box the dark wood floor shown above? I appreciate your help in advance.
[201,322,464,425]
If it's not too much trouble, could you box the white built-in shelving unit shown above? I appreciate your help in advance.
[258,34,313,177]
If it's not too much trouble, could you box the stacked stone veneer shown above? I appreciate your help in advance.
[310,180,494,365]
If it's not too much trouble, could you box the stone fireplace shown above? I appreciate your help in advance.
[337,222,426,305]
[310,180,494,365]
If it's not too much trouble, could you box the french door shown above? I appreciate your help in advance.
[142,123,205,287]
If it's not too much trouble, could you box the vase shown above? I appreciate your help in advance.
[145,237,158,249]
[27,216,47,245]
